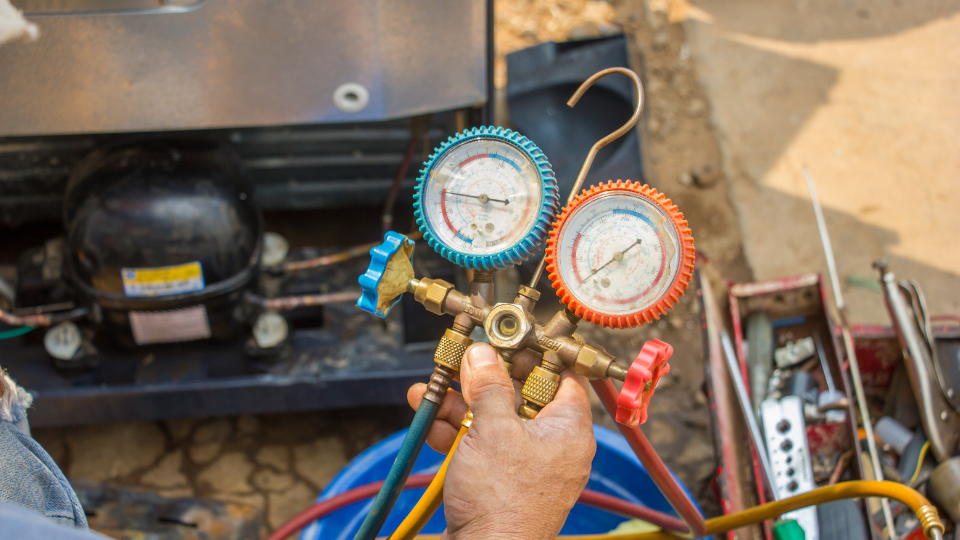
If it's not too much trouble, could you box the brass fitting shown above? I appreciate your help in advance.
[461,410,474,429]
[434,328,473,371]
[424,364,457,404]
[917,504,945,539]
[410,278,454,315]
[499,350,515,377]
[423,327,472,405]
[519,366,561,419]
[574,343,619,380]
[484,303,533,350]
[514,285,540,312]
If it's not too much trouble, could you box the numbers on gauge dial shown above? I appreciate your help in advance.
[556,192,682,316]
[422,138,542,256]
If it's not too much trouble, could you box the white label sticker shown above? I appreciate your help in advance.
[129,306,212,345]
[121,261,205,298]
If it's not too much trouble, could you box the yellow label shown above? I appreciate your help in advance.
[121,261,205,297]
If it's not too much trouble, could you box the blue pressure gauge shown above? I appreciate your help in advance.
[413,127,558,271]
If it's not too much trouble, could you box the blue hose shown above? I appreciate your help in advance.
[352,399,440,540]
[0,326,33,340]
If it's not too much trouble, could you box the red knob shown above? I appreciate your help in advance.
[616,339,673,427]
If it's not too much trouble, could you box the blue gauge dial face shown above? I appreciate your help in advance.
[421,138,544,257]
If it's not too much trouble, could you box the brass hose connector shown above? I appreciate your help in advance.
[409,278,454,315]
[434,328,473,371]
[916,504,945,539]
[424,328,472,405]
[519,365,562,419]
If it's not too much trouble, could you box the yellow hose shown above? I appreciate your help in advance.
[412,480,943,540]
[387,416,471,540]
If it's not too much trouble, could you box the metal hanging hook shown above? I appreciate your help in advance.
[564,67,645,205]
[528,67,645,289]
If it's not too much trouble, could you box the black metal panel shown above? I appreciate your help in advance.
[0,113,462,226]
[506,35,645,195]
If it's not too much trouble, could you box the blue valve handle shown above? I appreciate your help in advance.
[357,232,415,318]
[413,126,558,271]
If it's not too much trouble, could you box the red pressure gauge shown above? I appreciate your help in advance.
[545,180,695,329]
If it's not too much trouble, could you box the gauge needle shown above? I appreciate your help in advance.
[584,239,642,282]
[446,191,510,205]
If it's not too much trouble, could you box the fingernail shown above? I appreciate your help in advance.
[466,344,497,368]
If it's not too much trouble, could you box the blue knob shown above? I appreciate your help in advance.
[357,232,416,318]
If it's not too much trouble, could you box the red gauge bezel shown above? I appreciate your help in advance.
[545,180,695,329]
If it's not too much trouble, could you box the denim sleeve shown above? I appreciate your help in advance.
[0,502,104,540]
[0,369,89,529]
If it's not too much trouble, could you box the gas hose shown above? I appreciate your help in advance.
[412,480,944,540]
[352,399,441,540]
[388,417,471,540]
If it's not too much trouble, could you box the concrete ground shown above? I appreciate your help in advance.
[678,0,960,324]
[26,0,960,538]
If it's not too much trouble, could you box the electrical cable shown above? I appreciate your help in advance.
[909,441,931,485]
[412,481,944,540]
[388,425,468,540]
[592,379,707,538]
[352,399,441,540]
[0,325,33,340]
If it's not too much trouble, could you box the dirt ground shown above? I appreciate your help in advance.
[27,0,960,538]
[679,0,960,324]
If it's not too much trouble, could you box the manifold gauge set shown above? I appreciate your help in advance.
[357,120,696,422]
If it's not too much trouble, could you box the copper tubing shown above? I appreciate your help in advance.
[279,232,424,273]
[382,132,421,235]
[592,379,708,538]
[243,290,361,311]
[0,307,88,327]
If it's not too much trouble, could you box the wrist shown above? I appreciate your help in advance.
[446,511,567,540]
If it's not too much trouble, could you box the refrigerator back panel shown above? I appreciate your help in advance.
[0,0,487,136]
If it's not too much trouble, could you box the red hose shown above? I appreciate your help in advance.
[264,474,434,540]
[264,472,691,540]
[578,488,688,532]
[592,379,708,538]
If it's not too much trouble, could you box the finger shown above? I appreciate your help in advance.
[460,343,517,419]
[407,384,471,428]
[513,378,525,411]
[509,348,542,380]
[423,417,462,454]
[537,369,593,425]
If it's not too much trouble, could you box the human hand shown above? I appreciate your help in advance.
[407,343,596,540]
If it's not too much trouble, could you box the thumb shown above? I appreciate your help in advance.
[460,343,516,419]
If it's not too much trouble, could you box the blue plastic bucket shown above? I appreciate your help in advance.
[301,424,702,539]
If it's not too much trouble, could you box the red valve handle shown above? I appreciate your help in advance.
[616,339,673,427]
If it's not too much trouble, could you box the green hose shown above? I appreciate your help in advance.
[0,326,33,340]
[353,399,441,540]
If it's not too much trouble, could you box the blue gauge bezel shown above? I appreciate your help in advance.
[413,126,558,271]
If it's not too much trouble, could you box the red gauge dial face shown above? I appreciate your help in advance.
[546,181,695,328]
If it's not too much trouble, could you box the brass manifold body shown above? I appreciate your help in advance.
[415,271,628,418]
